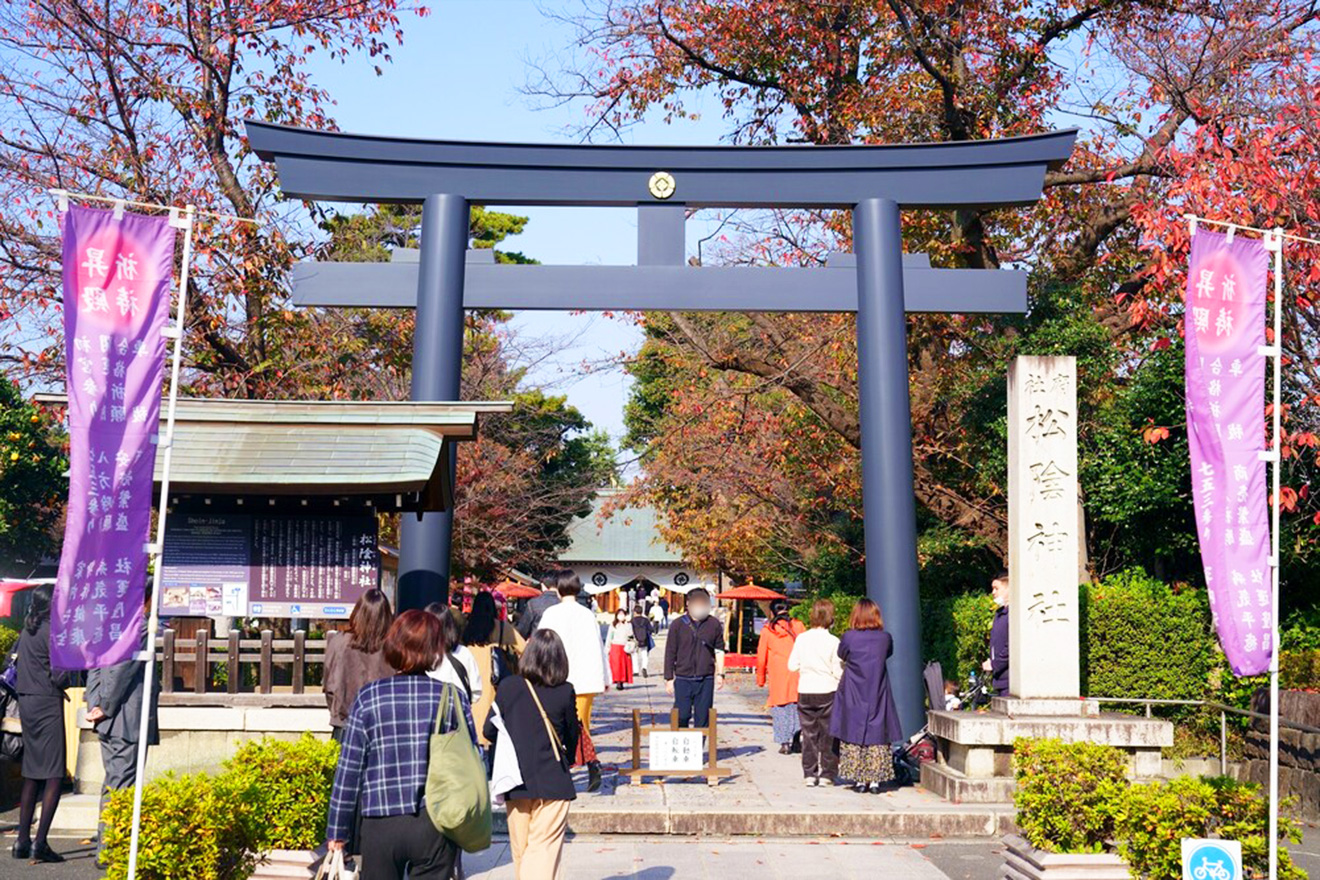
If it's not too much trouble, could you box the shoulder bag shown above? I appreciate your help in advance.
[424,684,492,853]
[524,678,565,768]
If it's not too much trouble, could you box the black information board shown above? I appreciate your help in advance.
[160,513,378,618]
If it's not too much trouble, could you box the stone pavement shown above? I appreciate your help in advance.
[555,633,1010,838]
[0,833,1002,880]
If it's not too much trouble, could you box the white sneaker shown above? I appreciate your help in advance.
[804,776,818,787]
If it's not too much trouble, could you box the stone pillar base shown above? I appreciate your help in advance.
[920,708,1173,804]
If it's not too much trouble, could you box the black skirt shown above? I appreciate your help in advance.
[17,693,65,780]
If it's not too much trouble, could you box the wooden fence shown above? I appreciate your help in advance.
[156,629,330,695]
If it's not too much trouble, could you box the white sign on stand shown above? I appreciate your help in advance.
[649,731,704,771]
[1181,838,1241,880]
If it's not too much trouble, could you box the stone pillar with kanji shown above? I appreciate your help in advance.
[1007,355,1081,699]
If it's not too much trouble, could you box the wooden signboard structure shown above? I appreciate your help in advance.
[623,708,732,786]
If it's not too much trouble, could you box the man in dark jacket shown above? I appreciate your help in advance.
[84,635,160,860]
[983,571,1010,695]
[664,588,726,729]
[516,570,562,638]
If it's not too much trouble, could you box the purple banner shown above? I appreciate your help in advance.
[1185,229,1272,676]
[54,206,175,670]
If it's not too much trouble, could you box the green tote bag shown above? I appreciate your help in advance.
[425,683,492,853]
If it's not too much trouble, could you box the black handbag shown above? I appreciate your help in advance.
[0,680,23,762]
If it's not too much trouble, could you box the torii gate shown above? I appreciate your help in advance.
[247,121,1076,736]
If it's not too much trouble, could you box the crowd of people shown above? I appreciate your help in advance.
[1,569,1008,877]
[314,575,746,879]
[755,596,904,791]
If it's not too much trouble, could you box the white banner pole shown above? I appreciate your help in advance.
[1265,227,1284,880]
[125,205,195,880]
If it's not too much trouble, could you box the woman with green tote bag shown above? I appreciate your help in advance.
[326,610,480,880]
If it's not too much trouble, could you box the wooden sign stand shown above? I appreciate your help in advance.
[622,708,733,786]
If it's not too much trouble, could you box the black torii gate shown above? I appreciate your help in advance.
[247,121,1076,736]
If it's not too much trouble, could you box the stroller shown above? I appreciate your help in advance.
[888,661,953,786]
[890,660,997,785]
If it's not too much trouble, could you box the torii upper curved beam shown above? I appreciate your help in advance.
[245,120,1077,210]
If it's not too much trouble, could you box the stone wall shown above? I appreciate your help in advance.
[1241,689,1320,818]
[73,696,331,794]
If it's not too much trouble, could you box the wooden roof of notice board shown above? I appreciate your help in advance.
[34,396,512,512]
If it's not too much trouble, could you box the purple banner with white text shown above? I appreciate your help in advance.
[1185,229,1272,676]
[53,205,174,670]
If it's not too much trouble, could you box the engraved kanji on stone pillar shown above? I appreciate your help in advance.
[1008,356,1080,698]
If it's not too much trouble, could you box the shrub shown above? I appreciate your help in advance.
[1081,569,1213,711]
[100,773,258,880]
[100,735,340,878]
[1012,737,1129,853]
[1280,649,1320,691]
[922,591,995,683]
[0,625,17,659]
[1117,775,1305,880]
[222,733,340,851]
[790,592,858,637]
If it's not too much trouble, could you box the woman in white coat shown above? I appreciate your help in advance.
[786,598,844,786]
[538,572,607,791]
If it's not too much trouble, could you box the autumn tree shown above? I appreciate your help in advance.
[537,0,1320,593]
[0,375,65,569]
[0,1,615,579]
[319,204,618,576]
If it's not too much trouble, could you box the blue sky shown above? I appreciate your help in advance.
[301,1,736,448]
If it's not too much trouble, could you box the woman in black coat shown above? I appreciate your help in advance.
[484,629,579,880]
[13,584,70,862]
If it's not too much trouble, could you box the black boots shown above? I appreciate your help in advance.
[587,760,602,792]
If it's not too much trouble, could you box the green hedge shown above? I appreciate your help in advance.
[1118,775,1304,880]
[222,735,339,851]
[1080,569,1214,708]
[0,625,17,659]
[1013,737,1128,853]
[1014,739,1305,879]
[100,734,339,879]
[924,591,996,684]
[101,773,258,880]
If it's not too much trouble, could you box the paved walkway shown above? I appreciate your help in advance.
[554,633,1008,838]
[459,836,976,880]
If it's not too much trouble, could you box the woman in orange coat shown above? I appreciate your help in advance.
[756,599,807,754]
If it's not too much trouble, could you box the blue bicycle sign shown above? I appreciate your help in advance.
[1181,839,1241,880]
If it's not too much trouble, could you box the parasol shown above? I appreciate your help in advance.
[715,583,788,602]
[714,582,790,656]
[491,580,542,600]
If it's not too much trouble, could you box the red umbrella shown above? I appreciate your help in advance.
[492,580,542,600]
[715,583,788,602]
[715,582,789,656]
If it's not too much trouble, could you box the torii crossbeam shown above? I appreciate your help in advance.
[248,120,1076,737]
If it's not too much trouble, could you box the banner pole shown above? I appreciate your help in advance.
[1266,228,1283,880]
[126,205,195,880]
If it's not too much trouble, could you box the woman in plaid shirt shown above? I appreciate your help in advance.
[326,609,477,879]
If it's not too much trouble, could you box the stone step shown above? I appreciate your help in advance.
[39,793,100,837]
[920,761,1016,804]
[44,792,1010,840]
